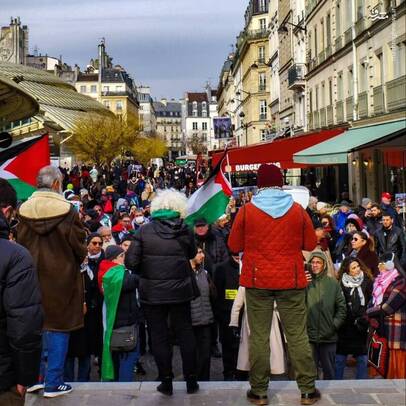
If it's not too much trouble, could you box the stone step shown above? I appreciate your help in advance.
[25,379,405,406]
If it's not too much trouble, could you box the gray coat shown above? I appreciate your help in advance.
[190,267,214,326]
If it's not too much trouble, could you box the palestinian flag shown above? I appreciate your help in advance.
[185,150,232,226]
[0,134,50,200]
[99,261,125,381]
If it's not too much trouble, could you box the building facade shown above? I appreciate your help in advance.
[153,98,183,159]
[75,41,139,119]
[0,17,28,64]
[137,85,156,135]
[305,0,406,200]
[182,86,218,154]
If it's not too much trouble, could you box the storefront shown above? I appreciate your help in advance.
[294,119,406,202]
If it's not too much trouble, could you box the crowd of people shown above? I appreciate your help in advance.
[0,160,405,406]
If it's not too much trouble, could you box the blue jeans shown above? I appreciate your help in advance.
[112,345,140,382]
[335,354,368,379]
[39,331,70,389]
[64,356,91,382]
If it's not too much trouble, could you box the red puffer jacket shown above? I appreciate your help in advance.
[228,202,317,290]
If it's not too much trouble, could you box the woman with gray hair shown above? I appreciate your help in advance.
[125,189,199,396]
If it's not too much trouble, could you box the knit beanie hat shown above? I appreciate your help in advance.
[105,245,124,261]
[257,164,283,188]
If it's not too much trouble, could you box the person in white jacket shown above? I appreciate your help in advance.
[229,286,286,375]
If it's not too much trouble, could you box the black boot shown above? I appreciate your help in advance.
[186,375,199,394]
[157,377,173,396]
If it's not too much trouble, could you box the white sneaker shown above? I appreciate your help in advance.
[26,383,44,393]
[43,384,73,398]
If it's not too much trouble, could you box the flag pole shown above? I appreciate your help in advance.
[224,142,232,187]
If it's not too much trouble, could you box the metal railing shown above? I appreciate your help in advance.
[358,91,368,118]
[288,63,306,88]
[313,110,320,129]
[327,105,333,125]
[318,50,326,64]
[387,75,406,112]
[336,100,344,123]
[344,28,352,45]
[345,96,353,121]
[373,85,385,115]
[320,107,327,127]
[335,35,343,52]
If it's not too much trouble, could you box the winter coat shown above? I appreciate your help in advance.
[306,252,347,343]
[0,213,43,391]
[333,210,351,234]
[365,216,382,236]
[375,226,406,268]
[337,277,373,356]
[17,191,87,332]
[125,218,198,304]
[67,254,104,358]
[368,274,406,350]
[213,257,240,325]
[228,189,317,290]
[190,267,214,326]
[229,287,285,374]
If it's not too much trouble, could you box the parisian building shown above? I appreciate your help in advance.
[137,85,157,135]
[153,98,183,160]
[0,17,28,64]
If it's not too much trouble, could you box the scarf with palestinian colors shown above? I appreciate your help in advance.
[372,268,399,306]
[99,261,125,381]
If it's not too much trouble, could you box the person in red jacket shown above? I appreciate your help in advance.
[228,164,320,406]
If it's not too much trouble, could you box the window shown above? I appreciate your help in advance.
[376,53,384,86]
[347,68,354,96]
[258,46,265,63]
[103,100,110,109]
[90,85,97,93]
[259,18,267,32]
[345,0,352,30]
[359,61,368,92]
[116,85,123,92]
[395,41,406,77]
[258,0,266,12]
[202,110,207,117]
[337,72,344,100]
[202,122,208,131]
[192,101,197,108]
[192,110,198,117]
[314,26,318,58]
[116,100,123,111]
[328,79,333,105]
[320,18,325,51]
[315,86,319,110]
[260,129,267,141]
[192,122,198,130]
[321,82,326,107]
[326,14,331,47]
[336,2,341,36]
[80,85,87,93]
[356,0,364,20]
[259,100,267,120]
[309,89,313,111]
[103,86,109,92]
[259,72,266,91]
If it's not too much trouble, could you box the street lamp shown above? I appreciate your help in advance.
[278,21,306,34]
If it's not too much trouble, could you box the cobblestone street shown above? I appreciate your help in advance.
[25,379,405,406]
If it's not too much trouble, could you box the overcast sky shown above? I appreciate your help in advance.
[2,0,248,99]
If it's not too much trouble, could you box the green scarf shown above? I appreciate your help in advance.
[101,264,125,381]
[151,209,180,220]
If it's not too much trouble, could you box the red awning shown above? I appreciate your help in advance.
[211,128,346,171]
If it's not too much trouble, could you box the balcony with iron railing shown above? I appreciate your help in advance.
[358,91,368,118]
[288,63,306,89]
[313,110,320,129]
[237,28,269,51]
[335,35,343,52]
[346,96,353,121]
[308,57,318,72]
[259,113,267,121]
[373,85,385,115]
[325,44,332,59]
[355,17,367,37]
[387,75,406,112]
[307,112,314,130]
[258,84,267,92]
[344,28,352,45]
[320,107,327,127]
[318,50,326,64]
[327,105,333,126]
[336,100,344,123]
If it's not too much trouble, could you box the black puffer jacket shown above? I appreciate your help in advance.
[125,218,197,304]
[0,213,43,391]
[114,271,139,329]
